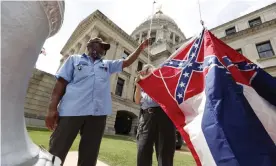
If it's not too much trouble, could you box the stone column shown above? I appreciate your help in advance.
[105,39,117,60]
[110,44,123,93]
[130,117,139,136]
[75,42,81,54]
[173,33,176,44]
[157,29,164,41]
[1,1,64,165]
[90,27,100,39]
[69,48,75,55]
[138,32,142,43]
[127,75,135,100]
[79,35,90,53]
[105,111,117,135]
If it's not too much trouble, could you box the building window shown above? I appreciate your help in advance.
[150,37,156,45]
[249,17,262,28]
[236,48,243,54]
[225,27,236,36]
[150,31,156,37]
[256,41,275,58]
[122,50,130,59]
[137,61,143,71]
[142,32,147,39]
[175,36,180,43]
[170,33,173,39]
[115,77,125,96]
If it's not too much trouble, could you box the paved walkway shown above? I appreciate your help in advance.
[64,151,109,166]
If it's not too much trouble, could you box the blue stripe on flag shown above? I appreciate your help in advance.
[251,69,276,107]
[202,66,276,166]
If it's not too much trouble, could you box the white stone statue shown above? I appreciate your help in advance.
[1,1,65,165]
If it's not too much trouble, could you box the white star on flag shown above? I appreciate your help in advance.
[169,61,173,65]
[179,62,184,67]
[179,82,185,87]
[191,52,196,58]
[198,64,204,70]
[183,72,189,77]
[188,62,193,67]
[177,93,183,99]
[194,43,199,48]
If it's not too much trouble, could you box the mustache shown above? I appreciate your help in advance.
[91,50,106,56]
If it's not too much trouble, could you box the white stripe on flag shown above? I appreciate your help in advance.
[179,91,217,166]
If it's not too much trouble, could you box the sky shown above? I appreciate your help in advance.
[35,0,275,74]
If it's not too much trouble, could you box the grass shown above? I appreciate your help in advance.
[28,127,195,166]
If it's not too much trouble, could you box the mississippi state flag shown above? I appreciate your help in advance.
[138,29,276,166]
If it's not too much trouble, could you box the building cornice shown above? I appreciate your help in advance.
[263,65,276,70]
[111,94,140,110]
[210,2,276,31]
[61,10,147,57]
[220,18,276,43]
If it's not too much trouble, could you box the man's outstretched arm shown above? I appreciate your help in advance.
[122,39,150,68]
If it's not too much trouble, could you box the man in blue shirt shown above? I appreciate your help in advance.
[45,37,149,165]
[134,65,176,166]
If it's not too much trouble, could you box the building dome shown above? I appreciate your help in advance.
[143,10,178,27]
[131,10,185,45]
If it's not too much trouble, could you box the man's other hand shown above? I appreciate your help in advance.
[45,109,59,131]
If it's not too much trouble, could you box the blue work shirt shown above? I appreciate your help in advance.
[140,90,159,110]
[56,54,123,116]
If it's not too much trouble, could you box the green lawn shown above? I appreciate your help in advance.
[28,127,195,166]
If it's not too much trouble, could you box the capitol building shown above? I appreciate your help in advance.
[24,3,276,135]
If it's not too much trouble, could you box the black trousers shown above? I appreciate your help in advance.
[137,107,176,166]
[49,115,106,166]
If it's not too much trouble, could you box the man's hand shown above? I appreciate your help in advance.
[45,108,59,131]
[45,78,67,131]
[122,38,151,68]
[134,75,141,85]
[139,38,150,50]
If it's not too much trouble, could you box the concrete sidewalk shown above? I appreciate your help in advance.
[64,151,109,166]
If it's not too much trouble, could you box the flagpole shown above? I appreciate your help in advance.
[147,1,156,64]
[197,0,205,28]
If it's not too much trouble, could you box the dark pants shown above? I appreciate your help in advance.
[137,107,176,166]
[49,115,106,166]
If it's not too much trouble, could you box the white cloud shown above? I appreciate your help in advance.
[38,0,274,74]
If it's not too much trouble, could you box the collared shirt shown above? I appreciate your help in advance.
[140,90,159,110]
[56,54,123,116]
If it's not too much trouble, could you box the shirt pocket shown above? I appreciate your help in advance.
[73,61,91,83]
[95,63,109,81]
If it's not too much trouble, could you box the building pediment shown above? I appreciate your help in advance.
[61,10,147,56]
